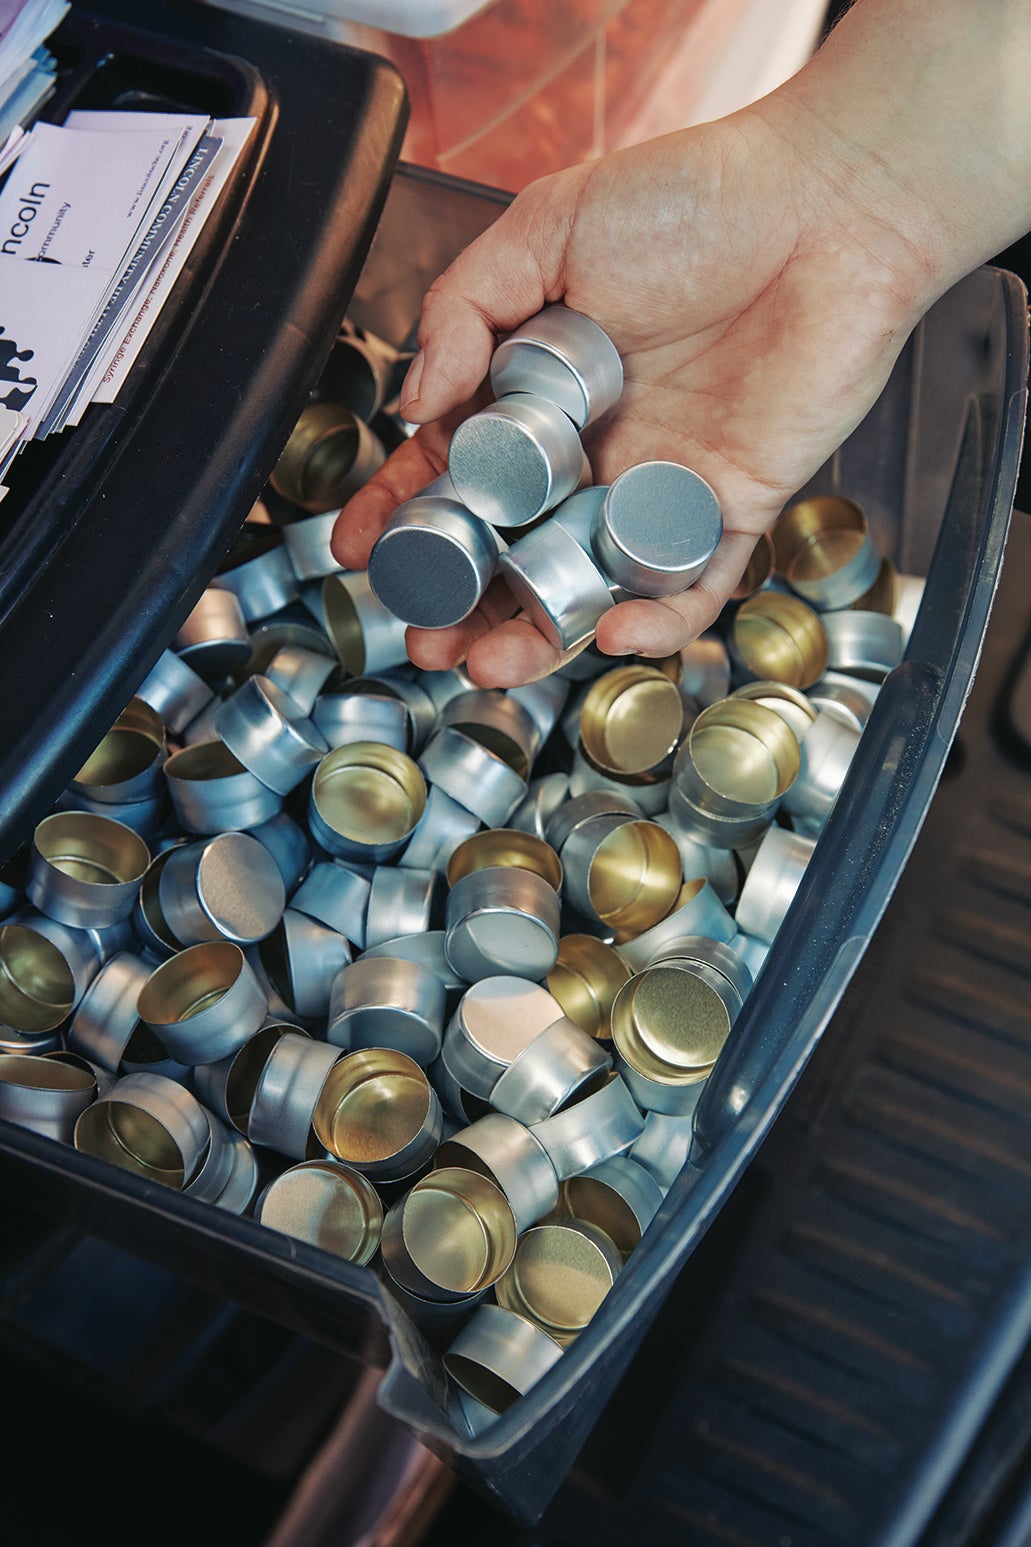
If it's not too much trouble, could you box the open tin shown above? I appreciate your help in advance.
[256,1158,384,1265]
[380,1164,517,1301]
[136,941,268,1065]
[313,1046,442,1183]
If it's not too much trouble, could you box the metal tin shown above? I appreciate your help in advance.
[312,688,411,753]
[442,977,567,1102]
[259,909,352,1021]
[488,305,623,430]
[730,679,818,743]
[806,669,880,732]
[256,1158,384,1264]
[313,1047,442,1182]
[508,673,569,749]
[213,675,328,797]
[630,1107,701,1191]
[435,1112,560,1233]
[0,1027,61,1056]
[0,920,76,1036]
[365,865,442,951]
[179,695,226,748]
[733,930,772,980]
[344,669,439,754]
[418,727,526,828]
[565,748,670,817]
[495,1217,622,1345]
[74,1071,210,1189]
[673,631,732,706]
[381,1165,517,1301]
[132,847,185,959]
[243,604,336,677]
[577,665,687,778]
[281,509,348,582]
[509,773,570,844]
[616,877,736,973]
[379,1273,489,1328]
[209,1125,260,1214]
[55,787,165,842]
[249,1031,340,1161]
[592,461,722,597]
[173,588,252,682]
[651,813,741,905]
[193,1022,291,1134]
[446,827,562,891]
[136,649,214,735]
[399,785,483,874]
[559,812,683,938]
[544,787,640,857]
[67,950,151,1072]
[163,740,284,834]
[136,941,268,1066]
[361,930,467,996]
[316,332,393,422]
[731,531,775,600]
[26,811,150,930]
[48,1049,116,1100]
[822,607,905,680]
[263,645,338,716]
[326,955,446,1067]
[444,1302,564,1414]
[70,698,166,806]
[545,934,632,1040]
[498,517,614,654]
[558,1154,664,1258]
[412,663,479,719]
[772,494,882,609]
[0,1051,97,1143]
[439,690,540,780]
[669,698,801,849]
[781,709,862,835]
[247,810,311,895]
[268,401,386,513]
[290,860,370,949]
[447,392,585,528]
[158,832,286,946]
[321,570,410,676]
[849,551,898,616]
[182,1106,239,1204]
[309,742,427,864]
[735,824,818,943]
[444,867,561,984]
[732,592,830,689]
[489,1015,612,1125]
[368,480,500,629]
[528,1070,645,1180]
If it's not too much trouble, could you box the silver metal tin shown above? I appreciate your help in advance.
[344,669,439,753]
[528,1070,645,1180]
[255,1158,384,1264]
[444,1302,564,1413]
[560,811,683,939]
[173,587,252,682]
[772,494,882,609]
[495,1217,623,1344]
[444,867,561,984]
[617,878,736,973]
[806,669,880,732]
[70,698,166,807]
[565,749,670,817]
[361,930,467,995]
[290,860,371,950]
[211,537,300,623]
[418,727,526,828]
[442,976,567,1101]
[136,942,269,1065]
[67,950,151,1072]
[182,1106,239,1204]
[132,847,185,960]
[509,773,571,844]
[488,305,623,430]
[822,607,905,680]
[732,930,773,980]
[734,826,818,943]
[269,401,385,513]
[244,604,336,677]
[0,919,76,1036]
[259,909,352,1020]
[55,788,164,842]
[312,688,411,753]
[669,698,801,849]
[0,1051,97,1143]
[489,1015,612,1125]
[193,1022,291,1133]
[411,663,479,718]
[447,392,585,528]
[559,1154,664,1257]
[380,1164,517,1301]
[313,1046,442,1181]
[136,649,214,735]
[248,1030,340,1160]
[435,1112,559,1232]
[652,812,740,905]
[674,631,732,707]
[630,1107,701,1191]
[179,695,226,748]
[730,679,818,743]
[428,1048,477,1125]
[263,645,338,716]
[498,518,614,653]
[158,832,286,946]
[209,1125,260,1214]
[49,1049,116,1100]
[545,933,632,1041]
[281,509,347,582]
[647,933,753,1000]
[592,462,722,596]
[26,811,150,930]
[732,591,830,689]
[439,689,540,780]
[781,709,862,835]
[309,743,427,864]
[247,810,311,895]
[399,785,483,874]
[365,865,442,951]
[74,1071,210,1188]
[213,675,328,796]
[368,478,500,629]
[163,740,284,834]
[321,570,411,676]
[380,1273,490,1327]
[544,787,641,857]
[326,954,446,1066]
[508,673,570,749]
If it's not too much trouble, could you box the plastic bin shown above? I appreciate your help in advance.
[0,9,1028,1532]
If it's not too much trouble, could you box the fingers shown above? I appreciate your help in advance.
[594,531,764,659]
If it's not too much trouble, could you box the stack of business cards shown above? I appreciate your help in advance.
[0,0,68,143]
[0,106,256,486]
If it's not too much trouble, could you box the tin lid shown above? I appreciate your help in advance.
[495,1218,623,1344]
[594,462,722,597]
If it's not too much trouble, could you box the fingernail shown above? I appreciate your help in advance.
[400,351,425,417]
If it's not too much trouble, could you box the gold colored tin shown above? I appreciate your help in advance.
[309,742,427,864]
[545,934,632,1040]
[732,592,830,689]
[269,401,385,513]
[495,1218,623,1345]
[0,922,76,1035]
[256,1159,383,1265]
[577,665,687,778]
[380,1165,517,1301]
[446,828,562,892]
[772,494,882,611]
[72,697,166,805]
[313,1046,442,1182]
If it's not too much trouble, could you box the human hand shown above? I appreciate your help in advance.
[331,75,943,686]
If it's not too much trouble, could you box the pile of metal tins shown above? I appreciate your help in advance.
[0,311,924,1434]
